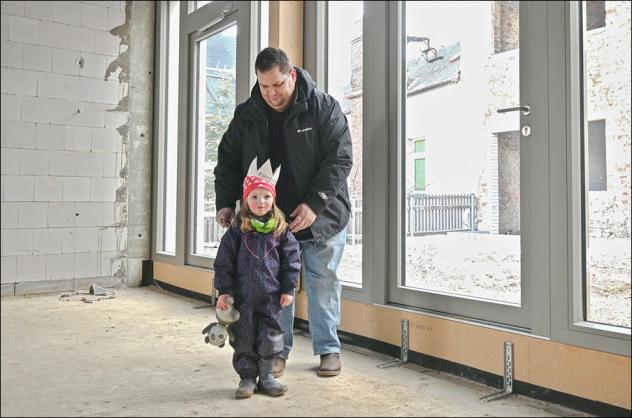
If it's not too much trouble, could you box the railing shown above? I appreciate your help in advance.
[406,192,476,235]
[346,197,362,245]
[201,192,475,249]
[203,215,224,247]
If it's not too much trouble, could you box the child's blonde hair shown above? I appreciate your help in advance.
[238,202,288,238]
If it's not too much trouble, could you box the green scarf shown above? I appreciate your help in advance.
[250,217,276,234]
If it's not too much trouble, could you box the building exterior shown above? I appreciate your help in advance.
[345,1,630,238]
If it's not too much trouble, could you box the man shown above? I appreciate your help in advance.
[214,47,352,378]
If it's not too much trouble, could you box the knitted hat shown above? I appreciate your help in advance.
[242,157,281,201]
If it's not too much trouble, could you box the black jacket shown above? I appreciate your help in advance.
[214,68,353,242]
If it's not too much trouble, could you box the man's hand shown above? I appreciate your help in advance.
[280,293,294,308]
[216,294,231,311]
[289,203,317,233]
[216,207,235,228]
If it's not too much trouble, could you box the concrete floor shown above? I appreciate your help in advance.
[1,286,590,417]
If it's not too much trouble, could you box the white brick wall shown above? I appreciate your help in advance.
[5,121,35,148]
[33,228,62,254]
[18,202,48,227]
[1,1,132,285]
[6,68,38,96]
[45,253,74,279]
[74,252,97,278]
[1,41,23,68]
[26,2,55,24]
[1,202,19,228]
[1,256,17,283]
[1,148,20,174]
[16,254,46,281]
[48,202,75,227]
[34,176,63,201]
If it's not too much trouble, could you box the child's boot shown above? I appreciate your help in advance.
[257,358,288,396]
[235,377,257,398]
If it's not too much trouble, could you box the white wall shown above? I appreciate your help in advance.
[0,1,151,292]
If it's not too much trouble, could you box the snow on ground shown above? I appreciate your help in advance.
[338,233,630,328]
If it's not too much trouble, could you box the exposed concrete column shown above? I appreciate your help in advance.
[126,1,155,286]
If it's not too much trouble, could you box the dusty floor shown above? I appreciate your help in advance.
[1,286,591,417]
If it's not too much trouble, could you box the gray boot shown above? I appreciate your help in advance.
[257,358,288,396]
[235,377,257,398]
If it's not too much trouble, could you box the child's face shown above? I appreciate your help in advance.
[247,187,274,217]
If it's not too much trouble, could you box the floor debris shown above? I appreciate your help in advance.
[59,285,116,303]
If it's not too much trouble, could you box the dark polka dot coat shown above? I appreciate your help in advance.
[213,223,301,378]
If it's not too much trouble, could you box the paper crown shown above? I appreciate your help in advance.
[242,157,281,201]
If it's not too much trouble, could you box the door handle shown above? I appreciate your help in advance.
[497,104,531,115]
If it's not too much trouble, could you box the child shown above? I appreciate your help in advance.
[213,157,301,398]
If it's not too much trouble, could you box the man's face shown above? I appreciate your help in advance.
[256,66,297,112]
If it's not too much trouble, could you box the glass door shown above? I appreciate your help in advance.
[191,23,237,260]
[389,1,550,330]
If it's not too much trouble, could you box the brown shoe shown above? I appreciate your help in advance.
[273,357,286,378]
[318,353,341,377]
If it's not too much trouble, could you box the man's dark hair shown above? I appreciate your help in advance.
[255,47,292,74]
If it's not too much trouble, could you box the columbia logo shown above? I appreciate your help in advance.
[296,127,313,133]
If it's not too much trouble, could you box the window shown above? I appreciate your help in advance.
[414,159,425,191]
[154,1,180,256]
[191,24,237,258]
[412,138,426,191]
[309,0,630,355]
[325,1,364,287]
[153,1,260,267]
[580,3,630,329]
[587,120,606,192]
[190,1,212,13]
[414,139,425,153]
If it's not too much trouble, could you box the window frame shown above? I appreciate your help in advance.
[184,1,259,268]
[152,1,180,263]
[386,1,552,332]
[304,1,373,302]
[186,18,239,267]
[549,0,630,356]
[152,1,262,267]
[412,137,426,191]
[153,0,631,356]
[306,1,629,356]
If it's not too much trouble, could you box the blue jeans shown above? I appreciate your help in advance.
[279,228,346,358]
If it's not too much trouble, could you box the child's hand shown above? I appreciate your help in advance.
[217,294,231,311]
[280,294,293,307]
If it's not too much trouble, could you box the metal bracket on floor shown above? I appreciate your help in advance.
[480,341,514,402]
[193,294,216,309]
[377,319,409,369]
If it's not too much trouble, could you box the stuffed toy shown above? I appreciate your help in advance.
[202,295,240,347]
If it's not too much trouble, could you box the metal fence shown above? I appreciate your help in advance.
[202,192,475,248]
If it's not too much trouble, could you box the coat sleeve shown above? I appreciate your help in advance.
[304,96,353,215]
[278,229,301,295]
[213,226,240,296]
[213,107,244,211]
